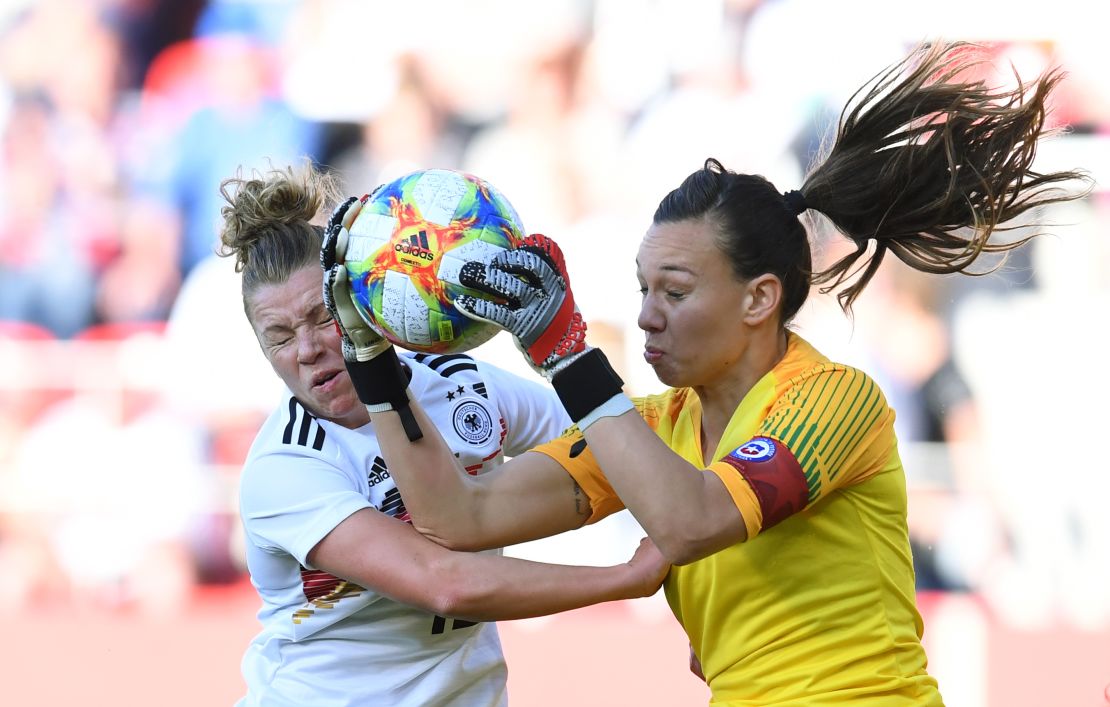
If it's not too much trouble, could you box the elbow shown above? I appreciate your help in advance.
[421,557,493,620]
[652,522,742,566]
[412,525,494,553]
[656,537,706,567]
[649,526,706,566]
[646,500,749,565]
[409,523,473,552]
[426,583,495,623]
[425,587,463,618]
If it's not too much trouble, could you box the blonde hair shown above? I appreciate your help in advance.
[217,162,342,317]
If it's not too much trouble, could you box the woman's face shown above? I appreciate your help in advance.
[248,265,369,429]
[636,218,751,389]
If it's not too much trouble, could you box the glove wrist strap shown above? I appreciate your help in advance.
[345,349,423,441]
[576,393,635,431]
[551,348,625,422]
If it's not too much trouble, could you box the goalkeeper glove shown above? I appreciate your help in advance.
[455,234,629,426]
[321,195,421,440]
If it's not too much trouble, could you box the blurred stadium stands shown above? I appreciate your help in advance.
[1,1,1108,705]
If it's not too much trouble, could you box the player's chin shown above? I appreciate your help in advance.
[304,376,357,416]
[649,360,688,389]
[317,391,365,426]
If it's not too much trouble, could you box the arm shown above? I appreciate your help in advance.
[580,412,746,564]
[307,508,667,621]
[321,202,590,551]
[372,398,592,551]
[455,235,744,563]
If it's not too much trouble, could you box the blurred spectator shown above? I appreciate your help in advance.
[161,250,285,581]
[329,56,466,195]
[952,196,1110,630]
[0,91,102,337]
[461,33,588,237]
[132,28,320,277]
[861,265,1006,594]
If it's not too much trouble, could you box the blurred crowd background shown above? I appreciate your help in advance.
[0,0,1107,704]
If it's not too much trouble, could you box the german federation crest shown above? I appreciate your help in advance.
[452,400,493,445]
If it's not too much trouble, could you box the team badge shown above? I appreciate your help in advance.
[452,400,493,445]
[729,436,777,463]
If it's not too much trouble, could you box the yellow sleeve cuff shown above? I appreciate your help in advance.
[530,434,626,524]
[707,461,763,541]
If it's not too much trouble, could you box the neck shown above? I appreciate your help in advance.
[694,328,789,456]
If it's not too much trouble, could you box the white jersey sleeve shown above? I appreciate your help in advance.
[238,449,370,568]
[476,360,572,457]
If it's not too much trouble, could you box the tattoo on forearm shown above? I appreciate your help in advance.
[572,481,588,517]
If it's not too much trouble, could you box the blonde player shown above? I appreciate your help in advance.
[220,164,668,707]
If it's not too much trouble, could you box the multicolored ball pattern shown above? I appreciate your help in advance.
[343,168,526,354]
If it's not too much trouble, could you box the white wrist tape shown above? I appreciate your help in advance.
[363,387,413,414]
[576,393,635,431]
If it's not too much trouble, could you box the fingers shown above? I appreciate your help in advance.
[492,248,570,300]
[455,293,514,328]
[519,233,568,280]
[458,260,531,307]
[327,196,360,233]
[321,196,362,268]
[322,264,347,328]
[340,196,365,231]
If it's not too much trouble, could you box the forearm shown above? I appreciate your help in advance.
[433,552,649,621]
[310,509,661,621]
[374,393,588,550]
[373,400,491,548]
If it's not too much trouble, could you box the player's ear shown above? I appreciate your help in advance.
[740,274,781,326]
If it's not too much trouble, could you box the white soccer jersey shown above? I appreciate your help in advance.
[236,353,570,707]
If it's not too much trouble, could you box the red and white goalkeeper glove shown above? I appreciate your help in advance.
[455,234,589,379]
[456,234,630,427]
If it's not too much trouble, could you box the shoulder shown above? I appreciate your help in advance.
[245,396,348,474]
[633,387,695,425]
[405,351,492,397]
[407,351,482,379]
[779,362,887,408]
[764,363,894,452]
[406,351,557,405]
[240,398,361,509]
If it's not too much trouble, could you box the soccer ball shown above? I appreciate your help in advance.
[342,168,526,354]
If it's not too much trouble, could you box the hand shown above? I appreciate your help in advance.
[455,234,588,379]
[321,195,391,363]
[322,195,422,440]
[626,536,670,598]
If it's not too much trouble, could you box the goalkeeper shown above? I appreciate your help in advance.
[330,43,1089,705]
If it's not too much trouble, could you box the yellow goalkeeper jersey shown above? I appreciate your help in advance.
[534,333,943,705]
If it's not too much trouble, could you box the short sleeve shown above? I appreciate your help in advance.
[478,361,572,457]
[529,430,626,524]
[705,366,897,540]
[239,452,372,568]
[760,366,895,504]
